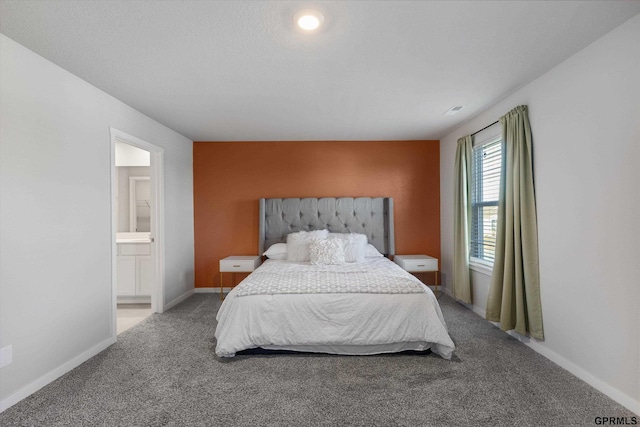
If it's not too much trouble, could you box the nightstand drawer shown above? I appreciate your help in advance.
[220,256,261,272]
[394,255,438,272]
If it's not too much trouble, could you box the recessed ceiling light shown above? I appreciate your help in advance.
[294,10,324,31]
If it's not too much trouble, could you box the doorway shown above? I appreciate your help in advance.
[110,128,165,337]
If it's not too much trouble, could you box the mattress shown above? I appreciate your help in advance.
[214,258,455,359]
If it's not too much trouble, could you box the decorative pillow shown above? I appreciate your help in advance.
[328,233,367,263]
[365,243,384,258]
[286,229,329,262]
[263,243,288,260]
[309,238,346,265]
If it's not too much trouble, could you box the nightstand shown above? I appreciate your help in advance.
[219,256,261,300]
[394,255,440,296]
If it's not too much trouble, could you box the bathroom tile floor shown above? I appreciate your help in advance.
[117,303,152,334]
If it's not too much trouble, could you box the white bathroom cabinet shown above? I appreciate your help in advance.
[116,240,152,302]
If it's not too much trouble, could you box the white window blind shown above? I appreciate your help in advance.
[470,137,503,264]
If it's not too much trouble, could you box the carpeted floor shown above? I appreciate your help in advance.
[0,293,635,426]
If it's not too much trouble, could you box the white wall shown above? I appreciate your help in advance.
[0,35,195,408]
[440,15,640,412]
[115,141,150,167]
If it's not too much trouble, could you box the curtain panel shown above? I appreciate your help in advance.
[453,135,473,304]
[486,105,544,340]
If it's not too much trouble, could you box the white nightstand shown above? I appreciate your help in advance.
[394,255,440,295]
[219,256,261,300]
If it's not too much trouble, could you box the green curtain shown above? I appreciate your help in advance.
[486,105,544,339]
[453,135,473,304]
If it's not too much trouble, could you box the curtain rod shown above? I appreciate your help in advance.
[470,120,499,137]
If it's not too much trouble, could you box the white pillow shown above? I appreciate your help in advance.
[365,243,384,258]
[328,233,367,263]
[263,243,288,260]
[286,229,329,262]
[309,238,346,265]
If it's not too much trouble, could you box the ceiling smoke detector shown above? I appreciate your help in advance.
[444,106,465,116]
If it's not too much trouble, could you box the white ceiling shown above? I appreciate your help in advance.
[1,1,639,142]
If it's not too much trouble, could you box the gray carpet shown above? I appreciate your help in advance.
[0,294,635,426]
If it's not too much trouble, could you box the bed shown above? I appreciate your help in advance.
[214,197,455,359]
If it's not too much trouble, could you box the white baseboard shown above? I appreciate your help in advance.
[163,289,194,311]
[0,336,116,413]
[162,288,226,310]
[194,287,231,293]
[117,296,151,304]
[456,297,639,414]
[506,330,639,414]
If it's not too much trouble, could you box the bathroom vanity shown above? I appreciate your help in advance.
[116,232,152,303]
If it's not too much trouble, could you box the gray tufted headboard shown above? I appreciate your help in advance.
[259,197,395,256]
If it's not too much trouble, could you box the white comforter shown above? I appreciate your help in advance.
[214,258,455,359]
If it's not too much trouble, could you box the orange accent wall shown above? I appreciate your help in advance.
[193,140,440,288]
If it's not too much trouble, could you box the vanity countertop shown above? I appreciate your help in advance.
[116,232,151,243]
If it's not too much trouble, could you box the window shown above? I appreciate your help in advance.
[470,136,503,266]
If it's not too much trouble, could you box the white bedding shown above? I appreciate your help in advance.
[214,258,455,359]
[235,258,425,296]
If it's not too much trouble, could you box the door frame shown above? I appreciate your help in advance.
[110,128,165,338]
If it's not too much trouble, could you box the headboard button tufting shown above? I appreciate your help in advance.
[260,197,393,257]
